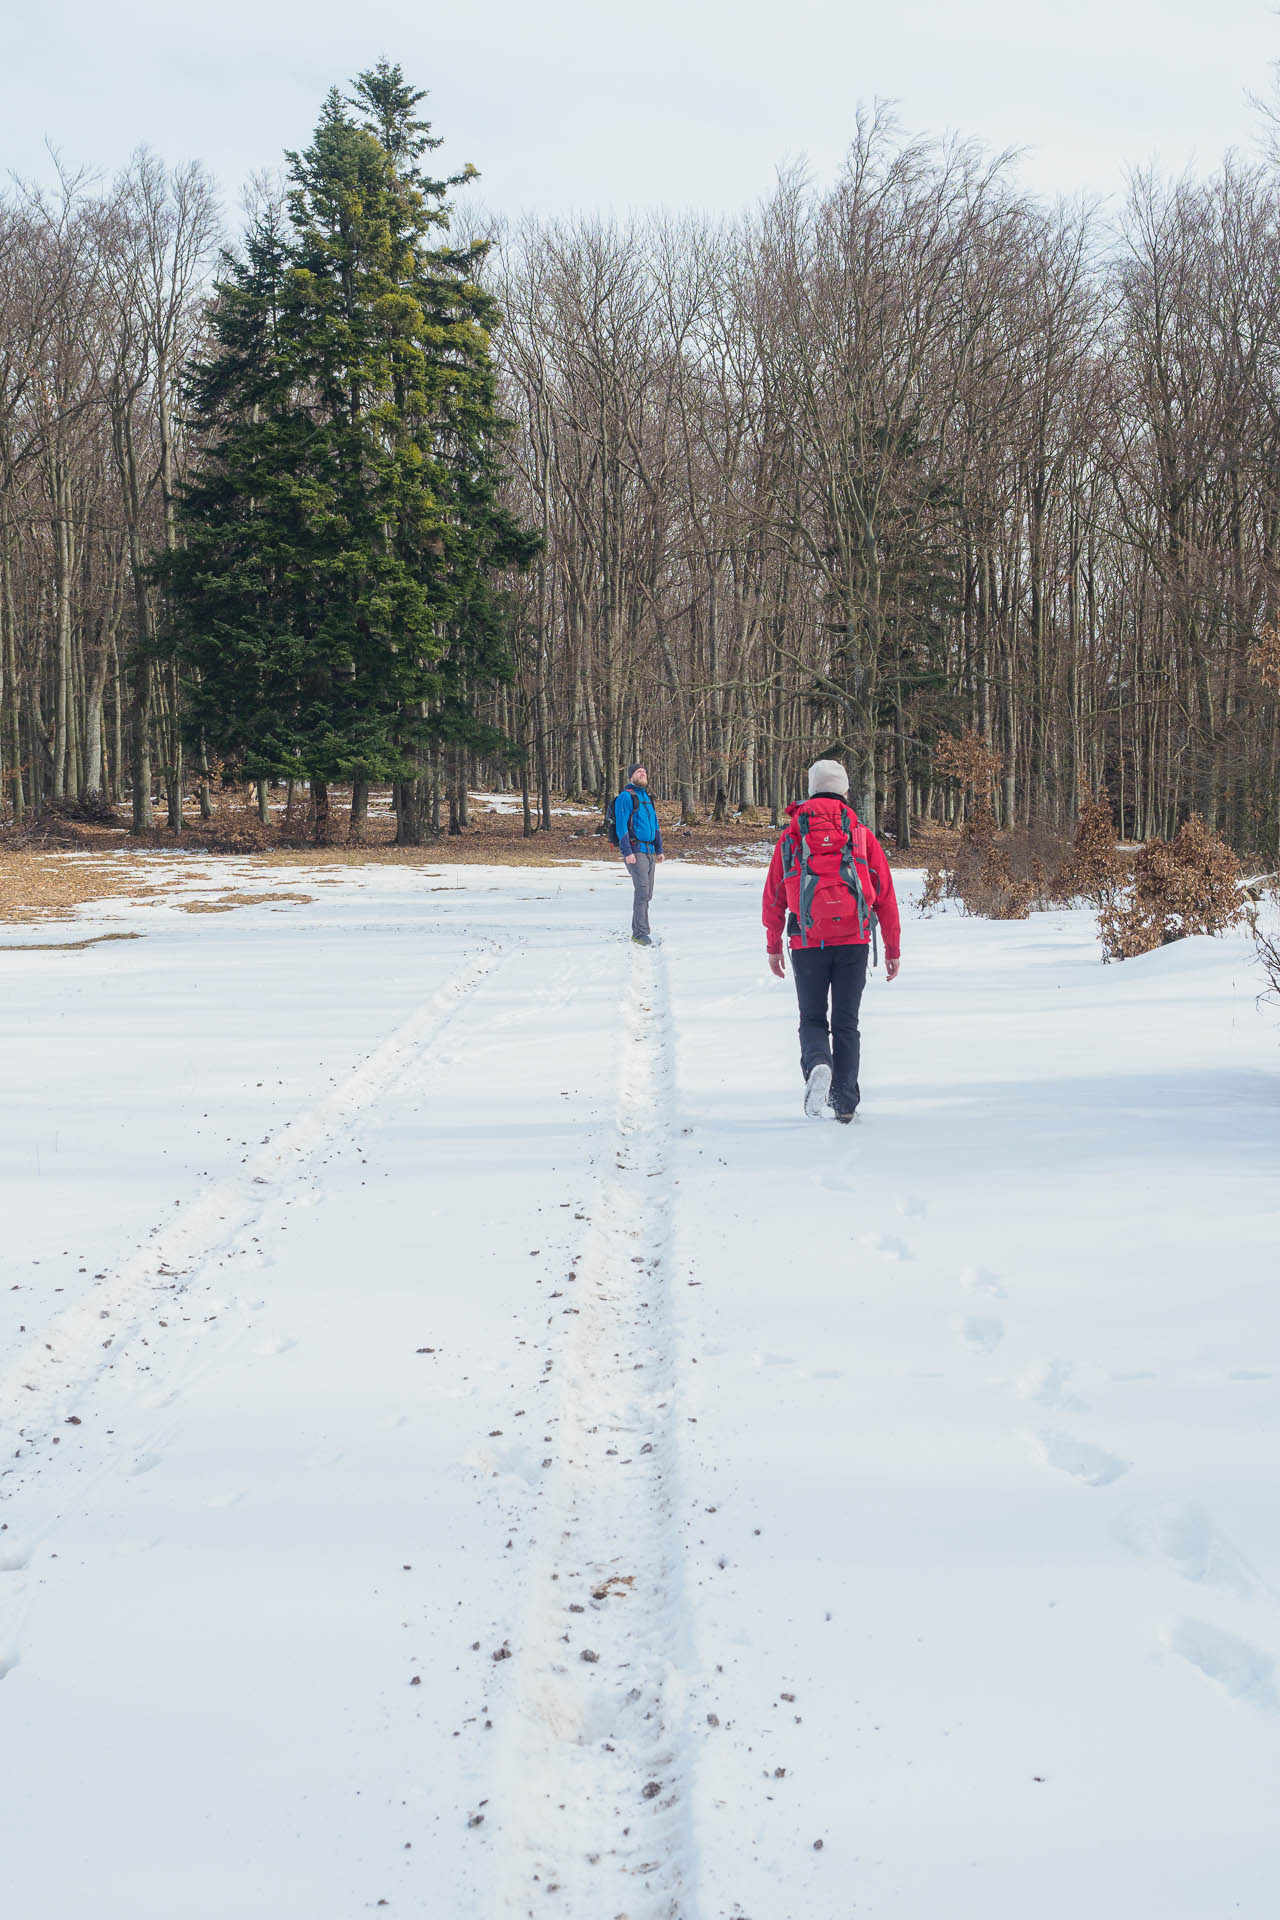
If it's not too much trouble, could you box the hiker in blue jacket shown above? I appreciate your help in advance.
[614,763,664,945]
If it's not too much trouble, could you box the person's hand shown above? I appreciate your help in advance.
[656,853,665,862]
[885,956,901,981]
[625,853,636,865]
[768,951,786,978]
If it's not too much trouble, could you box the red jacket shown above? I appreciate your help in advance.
[762,797,901,958]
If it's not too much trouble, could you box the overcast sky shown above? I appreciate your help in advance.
[5,0,1278,227]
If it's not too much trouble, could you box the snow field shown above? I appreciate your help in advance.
[0,856,1278,1918]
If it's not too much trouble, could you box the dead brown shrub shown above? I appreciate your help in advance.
[919,821,1051,920]
[1250,620,1280,693]
[933,728,1004,823]
[1053,791,1126,906]
[1097,815,1247,960]
[919,729,1032,917]
[918,780,1068,921]
[920,861,949,912]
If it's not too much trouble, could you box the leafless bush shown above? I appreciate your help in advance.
[1253,879,1280,1005]
[1258,929,1280,1002]
[1097,815,1247,960]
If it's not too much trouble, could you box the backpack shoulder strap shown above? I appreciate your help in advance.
[842,809,874,865]
[793,808,819,937]
[837,807,872,932]
[780,811,802,878]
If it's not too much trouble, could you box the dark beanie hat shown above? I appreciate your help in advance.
[627,761,646,780]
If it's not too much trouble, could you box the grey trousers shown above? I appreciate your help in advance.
[627,850,656,936]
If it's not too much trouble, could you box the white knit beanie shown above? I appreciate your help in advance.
[807,758,850,798]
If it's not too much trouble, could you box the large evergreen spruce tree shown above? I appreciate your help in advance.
[158,62,536,842]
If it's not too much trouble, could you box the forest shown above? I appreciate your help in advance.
[3,77,1280,850]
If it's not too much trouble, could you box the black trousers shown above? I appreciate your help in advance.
[790,943,869,1113]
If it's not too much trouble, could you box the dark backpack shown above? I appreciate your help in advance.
[605,785,644,847]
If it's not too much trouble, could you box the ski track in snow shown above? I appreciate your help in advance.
[493,940,695,1920]
[0,943,504,1498]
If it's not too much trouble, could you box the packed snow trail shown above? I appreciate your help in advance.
[494,942,694,1918]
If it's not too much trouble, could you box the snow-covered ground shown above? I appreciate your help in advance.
[1,857,1278,1919]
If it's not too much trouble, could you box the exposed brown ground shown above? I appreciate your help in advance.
[0,930,144,952]
[0,787,940,924]
[175,891,316,914]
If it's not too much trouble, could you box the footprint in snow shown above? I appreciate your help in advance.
[898,1193,928,1219]
[961,1266,1007,1300]
[464,1441,541,1487]
[956,1315,1004,1355]
[0,1649,20,1681]
[258,1333,296,1357]
[1018,1359,1087,1412]
[1037,1429,1129,1487]
[1164,1619,1279,1712]
[1123,1503,1260,1600]
[865,1233,913,1262]
[127,1452,163,1477]
[113,1535,160,1557]
[0,1545,29,1572]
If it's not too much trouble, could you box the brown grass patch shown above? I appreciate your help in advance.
[0,929,143,952]
[0,850,158,923]
[176,891,313,914]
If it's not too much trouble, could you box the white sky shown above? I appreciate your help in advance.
[5,0,1278,227]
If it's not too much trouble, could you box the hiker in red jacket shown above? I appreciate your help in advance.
[762,759,901,1122]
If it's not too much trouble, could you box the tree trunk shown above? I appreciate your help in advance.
[310,778,332,845]
[349,779,369,842]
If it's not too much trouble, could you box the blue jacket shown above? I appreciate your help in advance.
[614,785,662,858]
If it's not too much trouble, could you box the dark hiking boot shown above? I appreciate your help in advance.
[803,1063,832,1118]
[834,1109,856,1125]
[632,933,653,947]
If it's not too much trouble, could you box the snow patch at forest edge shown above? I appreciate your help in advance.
[0,858,1277,1919]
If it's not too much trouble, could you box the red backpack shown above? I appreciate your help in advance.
[779,801,875,945]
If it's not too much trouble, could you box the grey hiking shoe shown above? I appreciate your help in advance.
[632,933,653,947]
[803,1063,832,1118]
